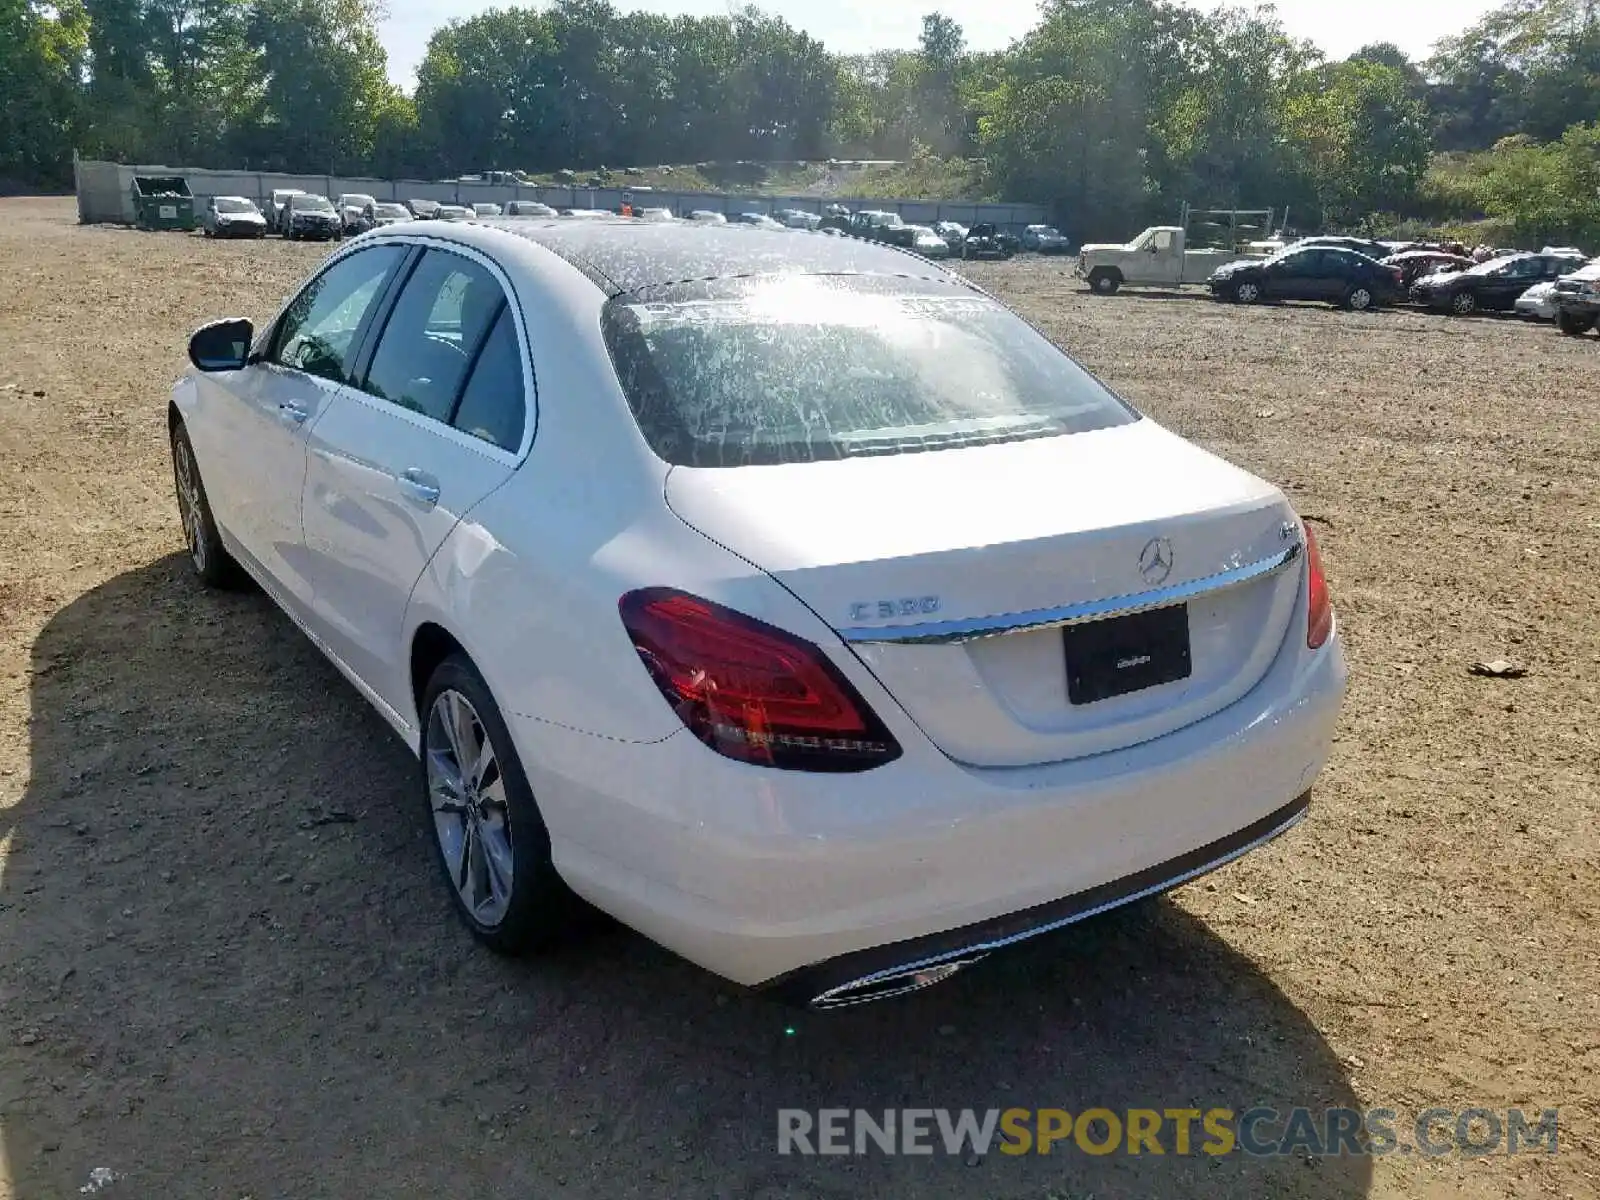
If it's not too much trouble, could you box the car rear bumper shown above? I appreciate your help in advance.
[767,790,1310,1007]
[515,620,1348,992]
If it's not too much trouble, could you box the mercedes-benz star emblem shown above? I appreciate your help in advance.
[1138,537,1175,585]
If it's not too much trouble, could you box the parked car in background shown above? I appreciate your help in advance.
[1552,259,1600,335]
[818,213,852,234]
[1209,246,1404,310]
[775,208,820,229]
[201,196,267,239]
[962,222,1018,260]
[687,210,727,224]
[878,224,919,250]
[1021,225,1072,254]
[1514,280,1561,321]
[408,199,441,220]
[506,201,557,217]
[1411,250,1588,315]
[169,219,1345,1004]
[336,193,377,234]
[267,188,305,233]
[732,213,786,230]
[435,204,473,221]
[850,211,904,242]
[635,207,677,222]
[1380,249,1473,289]
[1076,226,1237,291]
[356,201,413,233]
[473,203,504,218]
[932,221,967,254]
[1290,235,1395,261]
[905,225,950,258]
[283,194,342,241]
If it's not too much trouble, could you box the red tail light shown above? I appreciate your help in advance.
[619,589,902,771]
[1304,525,1333,649]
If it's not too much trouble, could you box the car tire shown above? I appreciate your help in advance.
[1557,311,1596,336]
[420,654,583,955]
[1345,285,1375,311]
[1088,269,1121,295]
[1450,290,1476,315]
[1232,280,1262,304]
[171,423,244,589]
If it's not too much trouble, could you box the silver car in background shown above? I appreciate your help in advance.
[200,196,267,239]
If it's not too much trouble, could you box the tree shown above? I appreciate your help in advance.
[0,0,89,184]
[1427,0,1600,149]
[1284,60,1433,222]
[247,0,398,171]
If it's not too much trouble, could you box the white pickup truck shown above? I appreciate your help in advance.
[1075,226,1249,294]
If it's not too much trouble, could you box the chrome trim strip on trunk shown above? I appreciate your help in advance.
[838,542,1301,645]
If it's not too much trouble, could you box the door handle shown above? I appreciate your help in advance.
[397,468,440,507]
[278,401,311,425]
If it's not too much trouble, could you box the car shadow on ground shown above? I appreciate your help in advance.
[1,557,1373,1199]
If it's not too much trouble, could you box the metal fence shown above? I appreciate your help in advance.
[72,157,1051,233]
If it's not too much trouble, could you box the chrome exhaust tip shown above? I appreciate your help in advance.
[809,954,989,1010]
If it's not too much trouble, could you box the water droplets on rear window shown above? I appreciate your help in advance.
[604,275,1138,468]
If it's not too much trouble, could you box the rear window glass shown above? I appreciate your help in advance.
[603,276,1137,467]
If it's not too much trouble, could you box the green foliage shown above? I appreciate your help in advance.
[1,0,89,184]
[5,0,1595,251]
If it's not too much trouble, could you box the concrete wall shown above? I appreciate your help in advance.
[72,159,1052,233]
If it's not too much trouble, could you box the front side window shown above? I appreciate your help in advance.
[604,275,1137,468]
[271,246,405,382]
[362,250,507,423]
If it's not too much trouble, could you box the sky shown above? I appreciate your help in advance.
[381,0,1505,92]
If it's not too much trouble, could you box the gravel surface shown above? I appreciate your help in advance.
[0,198,1595,1199]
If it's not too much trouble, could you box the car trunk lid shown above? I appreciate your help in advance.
[665,421,1305,768]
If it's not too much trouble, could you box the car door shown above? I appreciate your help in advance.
[197,244,408,613]
[1266,250,1317,300]
[1307,250,1352,301]
[1147,228,1182,284]
[298,244,533,708]
[1483,257,1538,309]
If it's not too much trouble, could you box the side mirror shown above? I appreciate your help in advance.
[188,318,254,372]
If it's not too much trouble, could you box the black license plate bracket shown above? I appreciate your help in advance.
[1063,605,1192,705]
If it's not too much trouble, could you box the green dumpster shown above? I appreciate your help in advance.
[131,175,196,231]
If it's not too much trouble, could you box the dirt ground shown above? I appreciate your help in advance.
[0,196,1595,1199]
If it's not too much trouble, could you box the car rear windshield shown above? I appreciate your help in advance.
[602,275,1138,467]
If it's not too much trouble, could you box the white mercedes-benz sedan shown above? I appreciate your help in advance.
[170,218,1347,1007]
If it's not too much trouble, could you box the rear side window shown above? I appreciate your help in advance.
[603,275,1137,467]
[452,307,526,452]
[363,249,506,423]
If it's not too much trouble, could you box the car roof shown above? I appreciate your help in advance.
[442,218,960,296]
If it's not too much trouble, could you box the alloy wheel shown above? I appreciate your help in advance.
[173,436,207,573]
[426,689,514,927]
[1350,288,1372,311]
[1236,282,1260,304]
